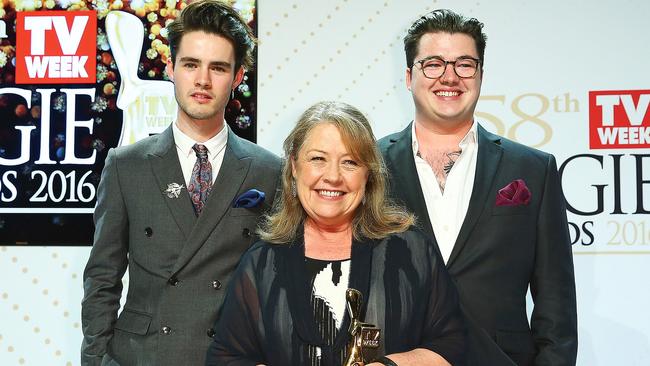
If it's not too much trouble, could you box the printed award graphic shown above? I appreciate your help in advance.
[0,0,257,245]
[105,10,176,146]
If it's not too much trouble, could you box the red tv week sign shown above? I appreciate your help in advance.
[589,90,650,149]
[16,11,96,84]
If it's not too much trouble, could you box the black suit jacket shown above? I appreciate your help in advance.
[379,123,577,366]
[81,126,282,366]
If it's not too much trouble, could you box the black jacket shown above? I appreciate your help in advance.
[206,229,467,366]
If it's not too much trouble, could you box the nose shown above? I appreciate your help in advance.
[439,63,459,84]
[195,66,211,88]
[323,162,342,184]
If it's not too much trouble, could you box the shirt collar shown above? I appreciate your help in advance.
[411,119,478,156]
[172,121,229,158]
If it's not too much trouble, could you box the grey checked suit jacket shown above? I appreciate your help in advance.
[379,123,577,366]
[81,126,282,366]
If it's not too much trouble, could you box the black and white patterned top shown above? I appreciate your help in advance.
[305,257,351,366]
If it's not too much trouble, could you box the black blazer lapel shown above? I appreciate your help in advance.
[283,235,322,345]
[171,128,251,274]
[331,240,373,351]
[383,123,434,239]
[446,124,503,267]
[148,126,197,240]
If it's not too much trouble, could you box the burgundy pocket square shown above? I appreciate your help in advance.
[495,179,531,206]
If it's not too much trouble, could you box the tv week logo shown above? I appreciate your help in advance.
[16,11,96,84]
[589,90,650,149]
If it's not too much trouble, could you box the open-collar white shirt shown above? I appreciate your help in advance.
[411,120,479,263]
[172,121,228,186]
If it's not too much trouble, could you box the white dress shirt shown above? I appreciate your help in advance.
[411,121,479,263]
[172,121,228,186]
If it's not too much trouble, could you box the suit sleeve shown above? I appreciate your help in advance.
[206,251,264,366]
[530,155,578,365]
[81,148,129,366]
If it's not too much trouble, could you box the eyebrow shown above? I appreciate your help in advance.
[178,57,232,68]
[305,149,355,158]
[418,54,478,62]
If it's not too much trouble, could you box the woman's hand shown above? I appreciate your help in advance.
[370,349,452,366]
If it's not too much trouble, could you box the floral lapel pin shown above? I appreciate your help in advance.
[164,183,185,199]
[495,179,531,206]
[232,189,266,208]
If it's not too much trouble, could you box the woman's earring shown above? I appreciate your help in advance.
[362,195,366,205]
[291,180,297,198]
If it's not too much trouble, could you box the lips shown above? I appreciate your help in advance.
[190,91,213,102]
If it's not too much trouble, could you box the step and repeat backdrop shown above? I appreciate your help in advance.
[1,0,649,365]
[0,0,257,243]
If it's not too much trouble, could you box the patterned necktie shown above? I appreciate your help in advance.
[188,144,212,215]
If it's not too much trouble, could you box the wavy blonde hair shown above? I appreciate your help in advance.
[258,101,414,243]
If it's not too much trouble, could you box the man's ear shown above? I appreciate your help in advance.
[405,67,412,91]
[166,58,175,82]
[232,66,245,89]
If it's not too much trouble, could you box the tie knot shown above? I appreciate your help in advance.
[193,144,209,159]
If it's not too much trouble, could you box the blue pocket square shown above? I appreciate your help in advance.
[232,189,265,208]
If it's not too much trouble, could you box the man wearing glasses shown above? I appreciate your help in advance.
[379,9,578,366]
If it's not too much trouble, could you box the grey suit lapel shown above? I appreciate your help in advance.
[385,123,435,238]
[171,128,251,275]
[148,126,197,240]
[446,124,503,267]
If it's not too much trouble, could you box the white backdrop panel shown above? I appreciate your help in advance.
[1,0,649,365]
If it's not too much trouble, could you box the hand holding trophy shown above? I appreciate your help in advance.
[343,288,381,366]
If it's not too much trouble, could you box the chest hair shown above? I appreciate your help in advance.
[417,148,462,193]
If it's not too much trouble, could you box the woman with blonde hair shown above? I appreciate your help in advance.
[206,101,466,366]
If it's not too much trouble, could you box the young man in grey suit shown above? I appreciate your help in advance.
[81,1,281,365]
[379,9,577,366]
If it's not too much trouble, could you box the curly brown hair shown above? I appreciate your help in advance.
[167,0,256,72]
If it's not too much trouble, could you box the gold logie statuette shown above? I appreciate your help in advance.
[342,289,381,366]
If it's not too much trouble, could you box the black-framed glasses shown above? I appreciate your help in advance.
[412,56,481,79]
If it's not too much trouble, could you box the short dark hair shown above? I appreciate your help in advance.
[166,0,256,71]
[404,9,487,69]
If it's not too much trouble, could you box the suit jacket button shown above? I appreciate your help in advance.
[144,227,153,237]
[161,326,171,334]
[212,280,222,290]
[207,328,216,337]
[168,276,179,286]
[242,228,251,238]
